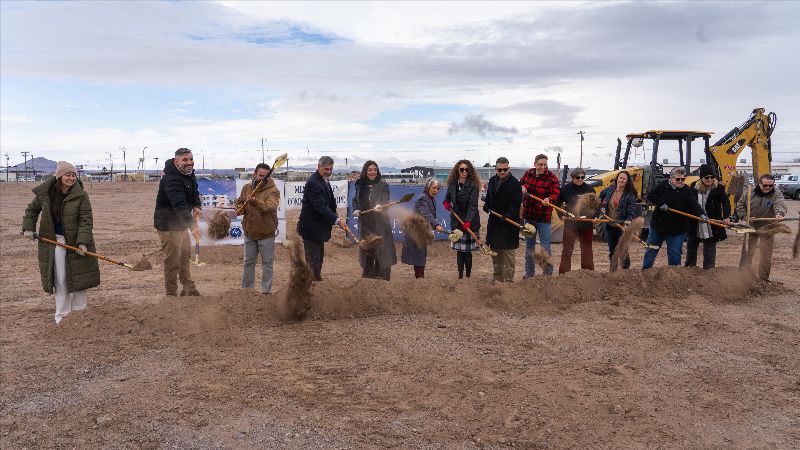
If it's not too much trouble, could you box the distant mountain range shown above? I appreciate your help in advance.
[3,157,401,175]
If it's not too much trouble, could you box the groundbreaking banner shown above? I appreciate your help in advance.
[345,182,452,241]
[283,180,349,210]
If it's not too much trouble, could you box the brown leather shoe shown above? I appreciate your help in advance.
[180,288,201,297]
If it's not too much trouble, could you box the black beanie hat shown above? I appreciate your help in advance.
[698,164,715,178]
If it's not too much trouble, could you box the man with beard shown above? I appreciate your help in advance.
[736,173,787,280]
[154,148,202,296]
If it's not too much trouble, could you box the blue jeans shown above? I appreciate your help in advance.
[524,221,552,277]
[605,226,630,270]
[242,236,275,293]
[642,228,686,269]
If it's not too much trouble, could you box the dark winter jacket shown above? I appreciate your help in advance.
[647,180,704,235]
[401,192,439,266]
[297,171,338,243]
[483,174,522,250]
[444,179,480,233]
[154,159,201,231]
[688,181,730,242]
[22,178,100,294]
[352,179,397,269]
[558,182,595,230]
[599,185,638,221]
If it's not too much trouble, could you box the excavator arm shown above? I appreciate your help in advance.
[706,108,776,193]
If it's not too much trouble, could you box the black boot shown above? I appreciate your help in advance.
[464,252,473,278]
[457,251,465,279]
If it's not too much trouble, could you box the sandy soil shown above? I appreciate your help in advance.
[1,182,799,449]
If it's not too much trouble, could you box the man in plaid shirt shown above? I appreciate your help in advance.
[520,154,560,277]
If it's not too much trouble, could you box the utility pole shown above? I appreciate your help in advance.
[107,152,114,182]
[119,146,127,181]
[153,156,159,172]
[202,151,205,171]
[577,131,585,168]
[141,147,147,174]
[21,151,29,181]
[4,153,9,182]
[261,138,267,164]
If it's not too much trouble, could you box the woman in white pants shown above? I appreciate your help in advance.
[22,161,100,323]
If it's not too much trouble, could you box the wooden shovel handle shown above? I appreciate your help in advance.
[450,210,485,244]
[666,208,731,230]
[488,209,524,229]
[524,192,573,217]
[35,235,132,268]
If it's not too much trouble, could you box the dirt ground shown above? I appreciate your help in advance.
[1,182,799,449]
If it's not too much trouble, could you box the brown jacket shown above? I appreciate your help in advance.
[237,178,280,240]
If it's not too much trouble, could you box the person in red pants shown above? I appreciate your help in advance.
[557,168,595,274]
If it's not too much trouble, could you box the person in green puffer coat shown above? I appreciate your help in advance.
[21,161,100,323]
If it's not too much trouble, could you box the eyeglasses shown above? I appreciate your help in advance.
[673,177,686,182]
[703,175,715,180]
[496,168,509,172]
[761,183,774,188]
[573,175,585,179]
[459,167,469,173]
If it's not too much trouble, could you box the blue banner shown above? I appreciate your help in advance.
[345,182,453,241]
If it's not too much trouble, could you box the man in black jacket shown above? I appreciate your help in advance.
[642,167,705,269]
[483,157,522,282]
[297,156,345,281]
[154,148,201,296]
[557,167,595,274]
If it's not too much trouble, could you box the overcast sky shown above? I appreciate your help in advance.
[2,1,798,172]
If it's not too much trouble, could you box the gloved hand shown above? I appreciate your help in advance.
[463,221,471,231]
[76,244,88,256]
[443,200,451,211]
[23,230,36,240]
[659,204,669,212]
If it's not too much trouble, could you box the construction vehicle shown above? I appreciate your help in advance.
[584,108,777,210]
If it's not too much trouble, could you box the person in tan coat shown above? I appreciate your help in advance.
[236,163,280,294]
[735,173,787,280]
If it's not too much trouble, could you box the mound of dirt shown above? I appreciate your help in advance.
[278,240,315,321]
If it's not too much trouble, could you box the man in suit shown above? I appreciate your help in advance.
[297,156,345,281]
[483,157,522,282]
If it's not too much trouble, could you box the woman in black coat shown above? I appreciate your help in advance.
[443,160,481,279]
[685,164,730,269]
[352,160,397,280]
[401,178,444,278]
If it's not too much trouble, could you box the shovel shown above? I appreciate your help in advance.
[666,208,757,234]
[191,210,206,266]
[30,233,150,271]
[234,153,289,216]
[602,214,660,250]
[749,217,799,222]
[356,193,414,216]
[450,211,496,256]
[524,192,574,217]
[486,209,536,237]
[342,224,382,251]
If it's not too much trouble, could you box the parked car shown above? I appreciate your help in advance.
[778,174,800,200]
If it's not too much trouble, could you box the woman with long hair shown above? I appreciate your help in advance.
[443,160,481,278]
[22,161,100,323]
[401,177,444,278]
[352,160,397,280]
[685,164,730,269]
[599,171,638,270]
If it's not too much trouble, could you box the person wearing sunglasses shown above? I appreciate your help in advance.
[685,164,730,269]
[643,167,705,269]
[444,160,481,278]
[519,154,560,277]
[482,157,522,282]
[557,168,595,274]
[735,173,787,280]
